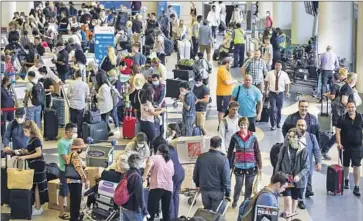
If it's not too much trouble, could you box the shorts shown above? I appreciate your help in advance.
[196,112,206,128]
[216,95,231,113]
[59,170,69,197]
[200,44,212,54]
[341,148,362,167]
[282,187,303,200]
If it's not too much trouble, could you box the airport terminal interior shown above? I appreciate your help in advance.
[1,1,363,221]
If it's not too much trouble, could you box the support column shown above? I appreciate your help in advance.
[16,1,34,15]
[356,2,363,93]
[318,2,354,62]
[291,2,314,44]
[1,2,16,27]
[272,1,292,30]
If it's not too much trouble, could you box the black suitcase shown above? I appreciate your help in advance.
[1,157,9,205]
[166,79,195,99]
[44,108,59,140]
[10,189,32,220]
[257,97,270,123]
[82,121,108,143]
[173,69,195,81]
[52,97,66,128]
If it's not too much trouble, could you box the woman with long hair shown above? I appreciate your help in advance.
[166,123,181,143]
[100,46,117,72]
[17,120,48,216]
[96,71,113,133]
[1,77,15,137]
[143,144,174,221]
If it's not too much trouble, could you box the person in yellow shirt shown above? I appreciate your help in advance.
[216,57,238,122]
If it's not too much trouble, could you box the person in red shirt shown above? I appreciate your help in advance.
[264,11,273,28]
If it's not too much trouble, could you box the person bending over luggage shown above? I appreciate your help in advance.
[275,128,309,220]
[16,121,48,216]
[166,123,181,143]
[66,138,89,221]
[227,117,262,208]
[179,82,197,136]
[193,136,231,211]
[143,144,174,221]
[96,71,113,134]
[121,154,149,221]
[125,132,151,168]
[151,136,185,219]
[139,86,166,144]
[3,108,29,153]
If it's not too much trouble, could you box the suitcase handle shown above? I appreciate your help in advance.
[187,190,199,218]
[338,149,343,166]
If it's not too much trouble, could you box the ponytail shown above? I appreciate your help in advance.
[157,144,170,162]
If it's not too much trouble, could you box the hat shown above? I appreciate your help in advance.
[135,132,147,144]
[15,108,25,118]
[133,74,146,90]
[71,138,86,150]
[99,4,104,10]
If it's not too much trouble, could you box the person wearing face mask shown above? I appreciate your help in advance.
[264,11,273,28]
[125,132,151,168]
[193,74,210,135]
[66,138,89,221]
[151,74,166,134]
[52,42,70,82]
[38,67,54,109]
[207,5,220,41]
[3,108,29,153]
[1,77,15,138]
[57,123,78,220]
[228,117,262,208]
[108,70,122,133]
[265,60,291,130]
[275,128,309,220]
[179,81,197,136]
[241,50,268,91]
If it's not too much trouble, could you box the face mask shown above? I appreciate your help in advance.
[72,133,78,139]
[17,118,25,124]
[289,138,299,149]
[136,143,144,149]
[195,82,203,87]
[152,81,159,86]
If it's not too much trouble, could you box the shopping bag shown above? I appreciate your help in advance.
[252,172,262,195]
[7,159,34,190]
[353,91,362,106]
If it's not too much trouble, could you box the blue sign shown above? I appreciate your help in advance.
[170,4,181,19]
[94,26,115,64]
[157,1,168,18]
[102,1,131,10]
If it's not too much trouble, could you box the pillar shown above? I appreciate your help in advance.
[1,2,16,27]
[272,1,292,30]
[356,2,363,93]
[291,2,314,44]
[16,1,34,15]
[318,2,354,62]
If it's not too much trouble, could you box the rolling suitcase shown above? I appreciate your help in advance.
[52,96,66,127]
[257,97,270,123]
[82,121,109,143]
[318,96,332,132]
[166,79,195,99]
[173,69,195,81]
[10,189,32,220]
[43,108,59,140]
[123,108,136,139]
[326,151,344,195]
[1,156,9,205]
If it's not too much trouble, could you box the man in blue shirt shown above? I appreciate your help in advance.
[231,75,263,132]
[3,108,29,152]
[179,81,197,136]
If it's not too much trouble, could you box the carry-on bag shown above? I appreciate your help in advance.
[327,151,344,195]
[84,101,102,124]
[43,107,59,140]
[123,108,136,139]
[52,96,66,128]
[46,163,60,181]
[166,79,195,99]
[7,159,34,190]
[257,97,270,123]
[318,95,332,132]
[82,121,109,143]
[173,69,195,81]
[10,189,32,220]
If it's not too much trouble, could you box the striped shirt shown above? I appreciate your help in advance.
[243,58,268,85]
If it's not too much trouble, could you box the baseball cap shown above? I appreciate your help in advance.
[15,108,25,118]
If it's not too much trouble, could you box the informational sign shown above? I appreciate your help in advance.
[254,205,279,221]
[94,26,115,64]
[157,1,168,18]
[102,1,131,10]
[175,136,211,164]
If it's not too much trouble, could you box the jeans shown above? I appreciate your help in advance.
[300,171,313,203]
[101,112,111,132]
[182,115,196,136]
[233,173,256,204]
[111,106,120,128]
[58,71,69,83]
[233,44,245,67]
[157,53,166,65]
[147,188,172,221]
[70,108,84,138]
[140,120,157,147]
[201,191,224,211]
[169,179,183,219]
[321,70,333,94]
[68,183,82,221]
[211,26,217,39]
[26,105,42,129]
[269,92,284,127]
[120,208,143,221]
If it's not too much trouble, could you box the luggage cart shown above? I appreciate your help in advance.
[86,138,117,168]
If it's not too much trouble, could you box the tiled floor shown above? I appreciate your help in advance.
[1,45,363,221]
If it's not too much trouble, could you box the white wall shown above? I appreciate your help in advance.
[272,1,292,30]
[291,2,314,44]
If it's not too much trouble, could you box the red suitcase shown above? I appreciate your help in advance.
[122,108,136,139]
[326,151,344,195]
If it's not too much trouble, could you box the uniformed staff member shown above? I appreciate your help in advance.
[191,15,203,59]
[232,23,245,68]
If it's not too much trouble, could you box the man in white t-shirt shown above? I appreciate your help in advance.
[218,101,241,152]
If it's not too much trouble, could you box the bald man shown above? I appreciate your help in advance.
[231,75,263,132]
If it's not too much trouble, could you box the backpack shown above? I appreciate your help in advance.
[238,188,274,221]
[114,173,136,206]
[192,126,203,136]
[31,81,45,106]
[270,143,283,169]
[164,37,174,56]
[110,85,122,108]
[218,118,229,133]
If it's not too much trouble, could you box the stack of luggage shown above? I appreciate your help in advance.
[82,101,108,143]
[166,59,196,99]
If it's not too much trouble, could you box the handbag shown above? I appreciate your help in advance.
[65,153,82,180]
[252,172,262,195]
[7,159,34,190]
[353,90,362,106]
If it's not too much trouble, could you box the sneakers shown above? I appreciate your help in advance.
[32,207,43,216]
[298,201,306,209]
[271,126,276,131]
[232,201,238,209]
[305,191,314,198]
[322,152,331,160]
[277,124,281,128]
[344,179,350,189]
[353,186,361,197]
